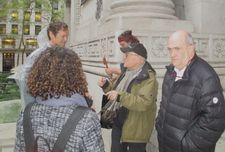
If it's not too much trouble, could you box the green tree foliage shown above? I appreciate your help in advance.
[0,0,65,22]
[0,0,65,65]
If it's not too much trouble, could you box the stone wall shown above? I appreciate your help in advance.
[67,0,225,151]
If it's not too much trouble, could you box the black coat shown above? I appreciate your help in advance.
[156,55,225,152]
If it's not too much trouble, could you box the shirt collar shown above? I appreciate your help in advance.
[174,67,186,81]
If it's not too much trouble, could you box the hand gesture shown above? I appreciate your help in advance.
[105,90,118,101]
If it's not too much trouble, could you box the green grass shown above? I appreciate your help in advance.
[0,72,21,123]
[0,99,21,123]
[0,72,20,102]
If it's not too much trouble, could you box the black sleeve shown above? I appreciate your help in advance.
[182,76,225,152]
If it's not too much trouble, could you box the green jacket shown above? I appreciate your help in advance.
[102,62,158,143]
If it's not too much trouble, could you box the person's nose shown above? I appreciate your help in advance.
[64,37,68,42]
[170,49,176,58]
[122,55,126,61]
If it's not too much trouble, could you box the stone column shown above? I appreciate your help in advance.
[172,0,185,19]
[68,0,81,46]
[109,0,177,20]
[68,0,77,44]
[184,0,225,34]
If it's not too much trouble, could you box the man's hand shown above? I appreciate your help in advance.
[105,67,121,75]
[105,90,118,101]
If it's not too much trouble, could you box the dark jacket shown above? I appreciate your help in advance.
[156,55,225,152]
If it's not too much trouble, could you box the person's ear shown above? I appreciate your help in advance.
[49,31,55,40]
[187,45,195,58]
[187,44,194,52]
[190,45,194,50]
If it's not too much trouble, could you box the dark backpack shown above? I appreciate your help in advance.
[23,102,88,152]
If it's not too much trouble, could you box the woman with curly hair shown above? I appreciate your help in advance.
[14,46,104,152]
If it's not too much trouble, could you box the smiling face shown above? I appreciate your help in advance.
[167,31,195,70]
[49,29,69,47]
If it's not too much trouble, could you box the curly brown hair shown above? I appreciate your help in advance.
[27,46,88,100]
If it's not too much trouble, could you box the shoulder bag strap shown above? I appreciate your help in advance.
[23,102,35,152]
[52,106,89,152]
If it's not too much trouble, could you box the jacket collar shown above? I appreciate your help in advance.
[166,54,198,81]
[136,61,153,81]
[116,62,155,88]
[36,93,88,107]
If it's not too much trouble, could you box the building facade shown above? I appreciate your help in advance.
[0,1,63,72]
[65,0,225,151]
[66,0,225,107]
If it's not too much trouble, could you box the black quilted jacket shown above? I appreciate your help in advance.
[156,55,225,152]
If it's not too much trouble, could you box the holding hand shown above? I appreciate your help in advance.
[105,90,118,101]
[105,67,121,75]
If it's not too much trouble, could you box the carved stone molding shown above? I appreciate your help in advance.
[151,37,168,58]
[87,40,100,57]
[100,38,107,56]
[73,33,225,65]
[213,39,225,58]
[76,43,87,57]
[107,36,116,57]
[193,38,208,57]
[73,36,116,59]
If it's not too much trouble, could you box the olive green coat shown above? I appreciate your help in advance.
[102,62,158,143]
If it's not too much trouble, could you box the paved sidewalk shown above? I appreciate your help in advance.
[0,123,225,152]
[0,123,16,152]
[0,99,225,152]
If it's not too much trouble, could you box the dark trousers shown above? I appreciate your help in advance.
[121,142,146,152]
[111,125,146,152]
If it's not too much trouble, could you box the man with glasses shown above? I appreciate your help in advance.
[98,43,158,152]
[105,30,139,78]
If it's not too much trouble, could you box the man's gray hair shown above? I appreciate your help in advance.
[186,32,194,46]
